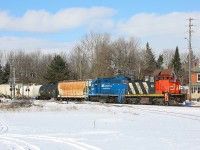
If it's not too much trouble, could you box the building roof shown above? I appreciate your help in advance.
[191,65,200,73]
[191,82,200,87]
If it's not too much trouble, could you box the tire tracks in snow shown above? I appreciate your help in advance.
[0,134,102,150]
[0,113,8,135]
[0,112,8,135]
[0,113,39,150]
[0,137,40,150]
[0,121,8,135]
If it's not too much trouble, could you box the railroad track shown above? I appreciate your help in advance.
[102,103,200,122]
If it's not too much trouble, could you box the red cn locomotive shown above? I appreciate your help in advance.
[125,69,185,105]
[155,69,180,94]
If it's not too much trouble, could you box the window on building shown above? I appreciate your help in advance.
[192,87,194,93]
[198,73,200,82]
[198,87,200,94]
[195,87,197,93]
[192,87,197,94]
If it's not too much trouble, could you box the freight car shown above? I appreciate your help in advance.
[20,84,42,99]
[0,84,42,99]
[0,80,92,101]
[37,80,92,100]
[0,84,23,98]
[0,84,13,98]
[57,80,92,101]
[88,69,186,105]
[38,84,57,100]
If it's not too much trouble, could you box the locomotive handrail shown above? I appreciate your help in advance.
[125,94,164,97]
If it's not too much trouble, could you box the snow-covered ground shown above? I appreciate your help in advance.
[0,100,200,150]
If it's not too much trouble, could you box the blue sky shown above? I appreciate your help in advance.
[0,0,200,55]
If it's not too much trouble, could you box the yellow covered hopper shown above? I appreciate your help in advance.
[58,80,91,99]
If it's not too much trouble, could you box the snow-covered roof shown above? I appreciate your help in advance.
[191,65,200,73]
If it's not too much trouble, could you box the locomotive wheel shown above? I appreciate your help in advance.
[167,99,171,106]
[164,101,169,106]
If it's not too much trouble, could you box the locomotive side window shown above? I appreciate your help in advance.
[104,79,109,83]
[97,80,101,84]
[150,77,154,82]
[159,77,164,80]
[144,76,149,81]
[114,80,121,84]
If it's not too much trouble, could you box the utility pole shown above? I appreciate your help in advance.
[13,68,16,99]
[10,60,13,99]
[9,58,16,99]
[187,17,194,101]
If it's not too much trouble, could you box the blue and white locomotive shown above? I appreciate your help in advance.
[88,76,130,103]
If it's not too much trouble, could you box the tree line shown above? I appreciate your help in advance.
[0,32,199,85]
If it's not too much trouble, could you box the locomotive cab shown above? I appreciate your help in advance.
[155,69,180,94]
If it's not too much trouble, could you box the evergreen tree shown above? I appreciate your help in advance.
[156,54,164,69]
[43,55,70,83]
[2,62,10,84]
[0,64,3,84]
[171,46,182,78]
[143,42,157,75]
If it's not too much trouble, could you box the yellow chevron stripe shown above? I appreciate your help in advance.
[129,83,136,94]
[136,82,143,94]
[142,82,149,94]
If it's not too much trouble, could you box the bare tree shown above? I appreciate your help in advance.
[69,45,90,79]
[69,32,112,78]
[194,50,200,64]
[4,49,54,84]
[162,49,174,68]
[111,37,140,77]
[91,43,113,78]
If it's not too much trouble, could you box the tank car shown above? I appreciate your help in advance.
[0,84,22,99]
[39,84,57,100]
[0,84,13,98]
[20,84,42,99]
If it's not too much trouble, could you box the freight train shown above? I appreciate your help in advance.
[0,69,186,105]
